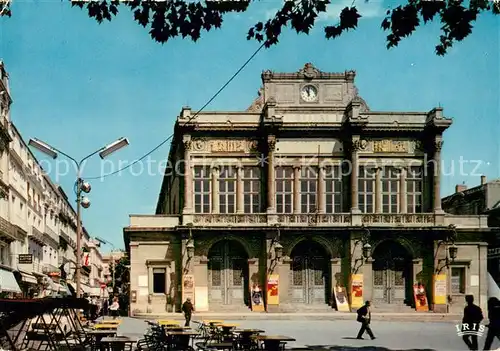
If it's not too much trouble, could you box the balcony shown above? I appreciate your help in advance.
[0,216,16,242]
[29,226,45,246]
[42,263,58,274]
[360,213,436,227]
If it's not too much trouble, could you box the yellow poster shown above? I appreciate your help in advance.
[350,274,364,308]
[267,274,279,305]
[182,275,195,303]
[433,274,447,305]
[333,285,350,312]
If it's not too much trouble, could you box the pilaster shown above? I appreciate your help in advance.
[211,166,219,214]
[236,166,244,213]
[266,136,276,214]
[350,137,361,213]
[182,135,193,213]
[375,167,381,213]
[433,138,444,213]
[400,167,407,214]
[293,165,301,214]
[318,166,325,213]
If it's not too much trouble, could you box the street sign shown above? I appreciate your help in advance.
[18,254,33,264]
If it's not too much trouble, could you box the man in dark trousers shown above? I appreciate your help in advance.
[356,301,376,340]
[462,295,483,350]
[181,297,195,327]
[484,297,500,350]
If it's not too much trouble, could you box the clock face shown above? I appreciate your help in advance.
[301,85,318,102]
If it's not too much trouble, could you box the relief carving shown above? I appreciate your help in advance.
[373,140,408,153]
[267,136,276,152]
[246,87,265,112]
[352,139,368,151]
[298,62,320,79]
[190,139,258,153]
[434,140,444,151]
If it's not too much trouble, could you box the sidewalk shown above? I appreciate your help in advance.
[132,311,462,322]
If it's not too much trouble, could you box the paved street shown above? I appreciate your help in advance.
[115,317,483,351]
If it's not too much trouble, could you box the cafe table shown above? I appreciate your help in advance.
[234,329,264,349]
[167,330,199,350]
[158,320,180,326]
[253,335,296,351]
[203,320,224,325]
[85,330,117,351]
[94,324,119,330]
[100,336,137,351]
[100,319,122,325]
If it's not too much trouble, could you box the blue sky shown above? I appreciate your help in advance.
[1,0,499,250]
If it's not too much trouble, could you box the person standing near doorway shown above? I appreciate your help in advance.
[484,297,500,350]
[461,295,483,351]
[109,296,120,319]
[356,301,376,340]
[182,298,195,327]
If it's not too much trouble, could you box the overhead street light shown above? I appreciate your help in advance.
[29,137,129,298]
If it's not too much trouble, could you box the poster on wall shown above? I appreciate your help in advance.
[182,275,195,303]
[194,286,209,311]
[250,284,265,312]
[267,274,279,305]
[433,274,447,305]
[333,285,350,312]
[413,283,429,312]
[350,274,364,308]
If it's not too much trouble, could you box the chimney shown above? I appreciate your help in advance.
[456,184,467,193]
[481,175,487,185]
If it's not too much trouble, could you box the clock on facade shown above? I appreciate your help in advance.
[300,85,318,102]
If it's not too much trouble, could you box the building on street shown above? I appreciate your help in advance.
[124,63,491,314]
[0,61,107,297]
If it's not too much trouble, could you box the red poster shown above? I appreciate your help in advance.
[413,283,429,312]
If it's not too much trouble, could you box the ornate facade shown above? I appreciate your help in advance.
[125,64,490,314]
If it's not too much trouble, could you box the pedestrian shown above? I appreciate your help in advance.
[461,295,483,350]
[484,297,500,350]
[109,296,120,319]
[356,301,376,340]
[181,297,195,327]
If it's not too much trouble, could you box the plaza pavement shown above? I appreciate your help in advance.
[115,317,487,351]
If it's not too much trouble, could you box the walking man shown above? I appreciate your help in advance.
[462,295,483,351]
[356,301,376,340]
[182,297,195,327]
[484,297,500,350]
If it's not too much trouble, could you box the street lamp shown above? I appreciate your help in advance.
[29,137,129,298]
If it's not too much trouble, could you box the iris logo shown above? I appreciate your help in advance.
[455,323,486,337]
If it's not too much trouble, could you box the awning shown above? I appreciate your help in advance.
[68,282,91,295]
[0,268,22,293]
[19,271,38,285]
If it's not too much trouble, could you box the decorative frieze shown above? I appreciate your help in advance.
[355,139,424,154]
[373,140,409,153]
[277,214,351,225]
[193,214,267,225]
[191,139,259,153]
[361,214,435,225]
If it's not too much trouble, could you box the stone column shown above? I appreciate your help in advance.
[182,135,193,213]
[375,167,382,213]
[211,166,220,214]
[350,138,361,213]
[400,167,407,213]
[236,166,244,213]
[433,139,444,212]
[267,136,276,213]
[293,165,301,214]
[318,166,325,213]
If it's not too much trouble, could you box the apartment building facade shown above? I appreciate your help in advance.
[125,64,491,314]
[0,61,105,297]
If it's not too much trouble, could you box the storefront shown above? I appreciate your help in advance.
[0,267,22,297]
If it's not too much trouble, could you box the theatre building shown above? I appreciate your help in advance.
[124,64,490,314]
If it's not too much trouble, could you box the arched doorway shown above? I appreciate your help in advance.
[372,240,412,305]
[208,240,249,306]
[290,240,330,305]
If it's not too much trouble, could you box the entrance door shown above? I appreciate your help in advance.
[290,241,329,304]
[208,240,248,305]
[372,241,410,305]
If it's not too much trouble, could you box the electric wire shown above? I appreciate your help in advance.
[86,42,266,180]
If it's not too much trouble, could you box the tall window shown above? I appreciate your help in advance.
[194,166,211,213]
[275,167,293,214]
[381,167,400,213]
[325,165,342,213]
[451,267,466,294]
[243,167,261,213]
[152,268,166,294]
[300,167,317,213]
[358,166,376,213]
[219,166,236,213]
[407,166,423,213]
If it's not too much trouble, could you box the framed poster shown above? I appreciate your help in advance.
[182,275,195,302]
[250,284,264,312]
[267,274,279,305]
[413,283,429,312]
[334,284,350,312]
[433,274,447,305]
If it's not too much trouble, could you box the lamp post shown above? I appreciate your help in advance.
[95,236,117,291]
[29,137,129,298]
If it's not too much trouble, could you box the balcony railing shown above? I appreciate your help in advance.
[193,214,268,225]
[29,226,45,245]
[361,214,436,226]
[0,216,15,242]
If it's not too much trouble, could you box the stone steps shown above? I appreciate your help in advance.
[275,304,334,313]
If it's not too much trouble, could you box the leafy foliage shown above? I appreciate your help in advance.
[108,254,130,314]
[3,0,499,55]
